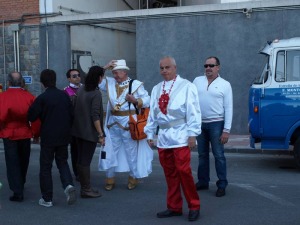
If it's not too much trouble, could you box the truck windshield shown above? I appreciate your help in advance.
[253,56,269,84]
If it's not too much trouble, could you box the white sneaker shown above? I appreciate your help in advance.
[64,185,76,205]
[39,198,53,207]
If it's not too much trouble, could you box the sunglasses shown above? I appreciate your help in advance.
[71,74,80,78]
[204,64,218,68]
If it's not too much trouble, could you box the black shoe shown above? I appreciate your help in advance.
[195,182,209,190]
[157,209,182,218]
[216,188,226,197]
[9,195,24,202]
[188,210,200,221]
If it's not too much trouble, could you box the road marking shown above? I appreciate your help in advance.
[232,183,295,207]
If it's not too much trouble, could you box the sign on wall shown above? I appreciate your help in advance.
[23,76,32,84]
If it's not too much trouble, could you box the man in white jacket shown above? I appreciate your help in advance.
[144,56,201,222]
[98,59,153,191]
[193,56,233,197]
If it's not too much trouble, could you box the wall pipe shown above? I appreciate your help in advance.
[13,31,17,71]
[17,30,20,71]
[44,0,49,69]
[2,20,7,90]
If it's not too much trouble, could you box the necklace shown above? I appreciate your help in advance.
[158,76,177,115]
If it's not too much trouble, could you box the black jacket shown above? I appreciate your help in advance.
[28,87,73,147]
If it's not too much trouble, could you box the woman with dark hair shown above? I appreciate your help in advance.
[72,66,105,198]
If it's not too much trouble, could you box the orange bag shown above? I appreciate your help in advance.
[127,79,149,140]
[128,108,149,140]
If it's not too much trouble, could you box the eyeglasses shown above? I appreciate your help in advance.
[204,64,218,68]
[71,74,80,78]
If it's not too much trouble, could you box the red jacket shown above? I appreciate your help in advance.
[0,88,40,140]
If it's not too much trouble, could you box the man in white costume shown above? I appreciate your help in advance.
[98,59,153,191]
[144,56,201,221]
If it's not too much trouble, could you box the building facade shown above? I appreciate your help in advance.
[1,0,300,133]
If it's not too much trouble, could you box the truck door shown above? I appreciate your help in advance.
[260,49,300,148]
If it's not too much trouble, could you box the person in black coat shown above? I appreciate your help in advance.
[28,69,76,207]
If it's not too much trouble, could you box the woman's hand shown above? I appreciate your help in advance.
[98,137,105,146]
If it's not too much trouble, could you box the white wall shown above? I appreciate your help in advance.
[39,0,53,13]
[52,0,138,15]
[40,0,137,76]
[71,24,136,72]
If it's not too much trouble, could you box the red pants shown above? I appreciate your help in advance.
[158,146,200,212]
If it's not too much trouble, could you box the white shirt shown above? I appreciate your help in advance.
[193,75,233,132]
[144,75,202,148]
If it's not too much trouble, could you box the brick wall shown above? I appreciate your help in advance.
[0,0,40,24]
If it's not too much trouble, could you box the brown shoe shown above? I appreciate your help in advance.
[77,165,102,198]
[104,177,115,191]
[127,176,138,190]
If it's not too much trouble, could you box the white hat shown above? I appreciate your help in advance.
[112,59,130,71]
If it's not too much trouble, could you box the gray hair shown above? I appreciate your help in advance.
[160,56,176,66]
[8,72,23,87]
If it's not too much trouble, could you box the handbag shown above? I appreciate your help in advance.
[128,79,149,140]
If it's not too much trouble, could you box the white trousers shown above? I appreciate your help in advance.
[106,125,138,178]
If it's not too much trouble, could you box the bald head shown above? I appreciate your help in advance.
[8,72,23,87]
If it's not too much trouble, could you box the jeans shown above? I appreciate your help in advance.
[196,121,228,189]
[3,138,31,196]
[40,145,73,201]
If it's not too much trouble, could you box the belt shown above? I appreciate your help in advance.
[159,118,186,129]
[107,122,129,131]
[111,110,136,116]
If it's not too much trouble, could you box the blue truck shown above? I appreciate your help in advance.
[248,37,300,167]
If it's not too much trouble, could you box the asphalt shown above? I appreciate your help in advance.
[0,134,298,225]
[0,134,292,153]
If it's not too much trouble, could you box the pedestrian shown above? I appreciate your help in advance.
[28,69,76,207]
[193,56,233,197]
[144,56,201,221]
[71,66,105,198]
[98,59,153,191]
[64,69,82,181]
[0,72,40,202]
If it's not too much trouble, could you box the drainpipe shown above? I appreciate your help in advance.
[2,20,6,90]
[44,0,49,68]
[13,31,16,70]
[16,30,20,71]
[11,24,20,71]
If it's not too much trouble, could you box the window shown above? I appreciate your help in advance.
[275,50,300,82]
[287,51,300,81]
[275,51,285,82]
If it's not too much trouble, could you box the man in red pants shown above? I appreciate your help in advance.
[144,56,202,221]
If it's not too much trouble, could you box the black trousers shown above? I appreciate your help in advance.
[76,138,97,167]
[39,144,73,201]
[70,136,79,177]
[3,138,31,197]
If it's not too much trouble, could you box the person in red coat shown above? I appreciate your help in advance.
[0,72,40,202]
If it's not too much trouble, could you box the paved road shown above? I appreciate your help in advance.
[1,143,300,225]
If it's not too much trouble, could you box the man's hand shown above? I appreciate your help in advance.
[220,132,230,144]
[126,94,138,104]
[147,139,154,147]
[188,136,196,149]
[104,60,117,70]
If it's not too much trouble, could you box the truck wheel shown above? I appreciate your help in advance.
[293,138,300,169]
